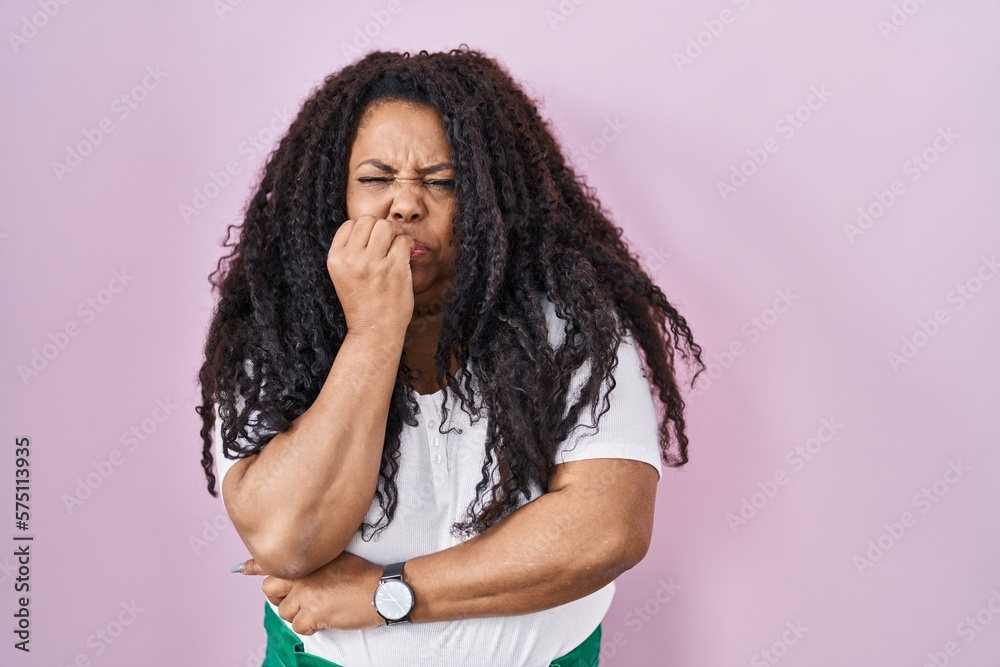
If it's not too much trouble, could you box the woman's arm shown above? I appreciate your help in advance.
[222,328,404,580]
[243,444,659,632]
[403,456,658,622]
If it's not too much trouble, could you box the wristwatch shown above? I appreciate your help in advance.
[372,561,414,625]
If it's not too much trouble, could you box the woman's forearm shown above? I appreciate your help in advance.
[401,466,650,622]
[224,329,404,579]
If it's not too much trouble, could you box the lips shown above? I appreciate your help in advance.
[410,240,430,257]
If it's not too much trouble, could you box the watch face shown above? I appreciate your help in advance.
[375,580,413,620]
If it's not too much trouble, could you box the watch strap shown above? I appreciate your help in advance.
[381,560,406,581]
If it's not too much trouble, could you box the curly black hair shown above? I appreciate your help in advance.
[196,45,706,541]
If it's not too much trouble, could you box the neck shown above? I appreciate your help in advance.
[405,309,444,352]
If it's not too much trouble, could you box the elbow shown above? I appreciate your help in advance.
[244,535,301,580]
[244,530,345,580]
[603,527,652,576]
[619,539,650,573]
[232,504,355,579]
[625,522,654,569]
[224,478,352,579]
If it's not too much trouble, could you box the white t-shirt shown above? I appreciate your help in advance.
[213,294,663,666]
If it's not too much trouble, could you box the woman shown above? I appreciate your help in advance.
[197,46,705,666]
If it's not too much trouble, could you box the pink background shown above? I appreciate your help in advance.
[3,1,999,665]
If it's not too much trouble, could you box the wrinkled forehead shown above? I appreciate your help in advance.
[350,100,453,168]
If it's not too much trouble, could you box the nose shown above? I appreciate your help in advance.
[389,179,427,224]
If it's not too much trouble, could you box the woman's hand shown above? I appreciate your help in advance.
[328,214,415,338]
[236,551,387,634]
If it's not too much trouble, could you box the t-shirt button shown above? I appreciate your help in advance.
[432,437,440,447]
[428,420,436,429]
[434,454,442,464]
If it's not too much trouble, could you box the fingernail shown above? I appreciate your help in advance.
[230,561,245,574]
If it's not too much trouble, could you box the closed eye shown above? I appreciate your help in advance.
[357,177,455,190]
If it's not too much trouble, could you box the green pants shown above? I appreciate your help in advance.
[262,600,601,667]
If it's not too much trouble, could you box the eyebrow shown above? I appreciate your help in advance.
[355,159,454,175]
